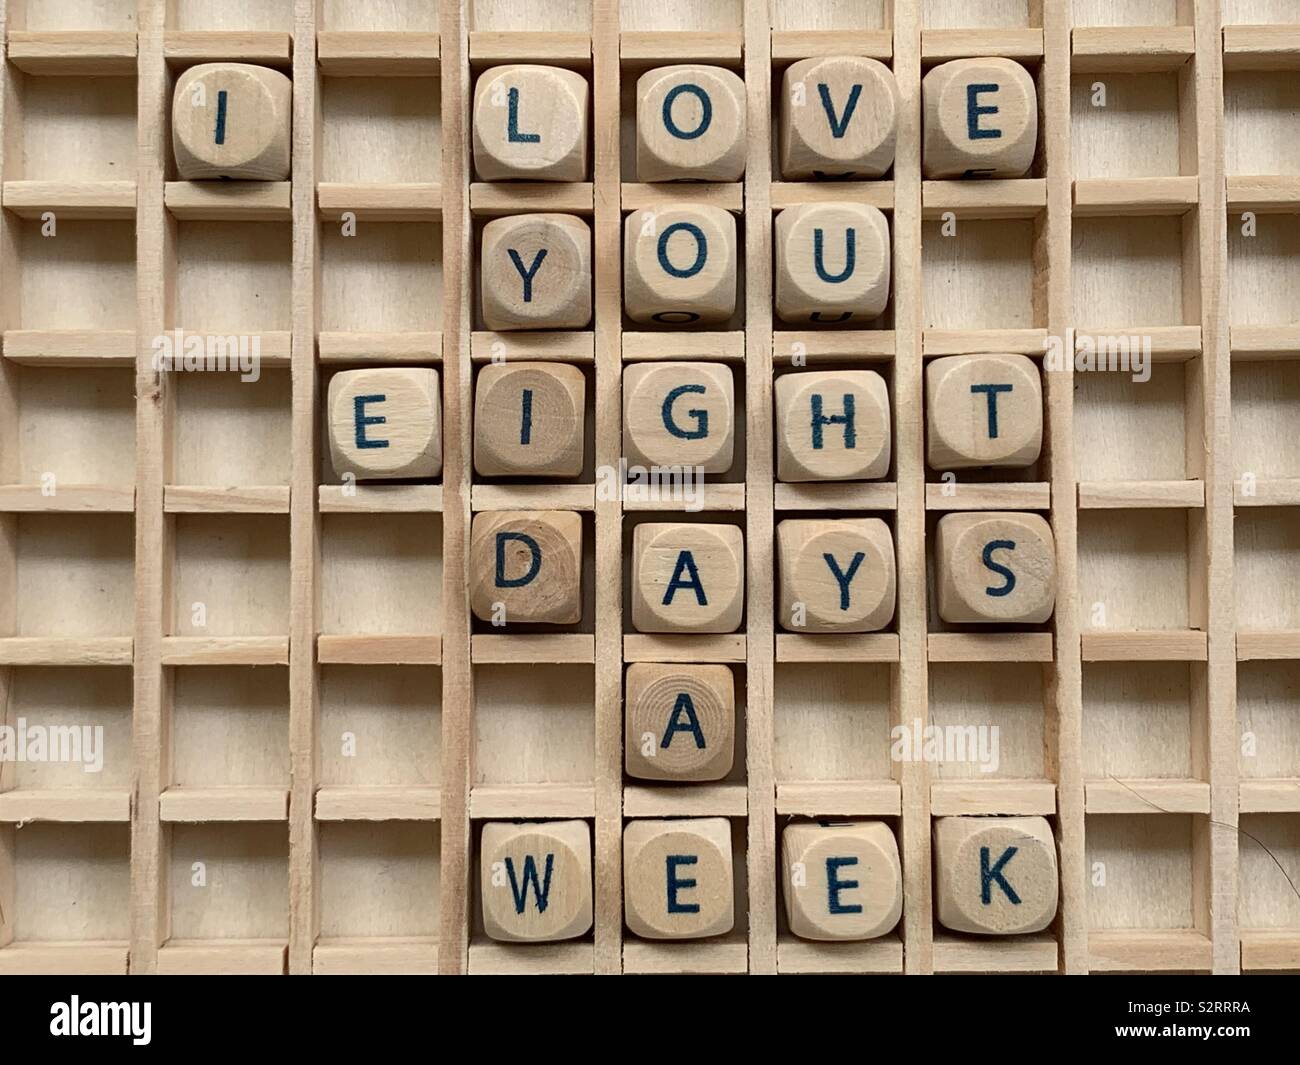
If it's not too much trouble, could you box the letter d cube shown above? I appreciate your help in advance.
[327,367,442,481]
[470,510,583,624]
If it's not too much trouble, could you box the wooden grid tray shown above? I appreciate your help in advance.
[0,0,1296,976]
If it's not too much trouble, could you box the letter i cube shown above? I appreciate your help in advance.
[625,664,735,782]
[470,510,583,624]
[475,362,586,477]
[932,816,1058,935]
[631,522,745,634]
[623,818,734,940]
[480,820,593,942]
[327,368,442,481]
[926,354,1042,470]
[782,821,903,941]
[775,369,891,482]
[922,57,1038,179]
[172,62,292,180]
[934,512,1056,624]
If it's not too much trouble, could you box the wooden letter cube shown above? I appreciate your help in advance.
[775,370,891,482]
[779,55,898,179]
[623,362,735,474]
[474,361,585,477]
[480,820,593,943]
[782,821,903,941]
[777,518,896,632]
[922,57,1038,179]
[636,64,747,182]
[470,510,582,625]
[933,816,1058,935]
[934,511,1056,624]
[624,205,737,325]
[481,213,592,331]
[775,202,891,325]
[625,663,735,782]
[631,522,744,634]
[172,63,292,180]
[623,818,733,940]
[327,367,441,481]
[472,65,589,182]
[926,354,1043,470]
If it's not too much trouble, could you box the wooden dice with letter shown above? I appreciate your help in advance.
[623,361,735,474]
[481,213,592,330]
[779,55,898,179]
[922,57,1038,179]
[474,362,585,477]
[777,518,896,632]
[926,354,1043,470]
[631,522,745,634]
[625,663,735,782]
[637,65,747,181]
[327,368,441,481]
[775,202,891,325]
[472,64,589,181]
[624,205,737,325]
[624,818,734,940]
[480,820,593,943]
[775,370,891,482]
[933,816,1059,935]
[172,63,292,180]
[470,510,583,625]
[934,512,1056,624]
[782,821,903,941]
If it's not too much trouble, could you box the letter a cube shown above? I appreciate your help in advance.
[625,663,736,782]
[624,818,734,940]
[470,510,583,624]
[934,512,1056,624]
[327,367,442,481]
[782,821,903,941]
[933,816,1058,935]
[480,820,593,942]
[631,523,744,634]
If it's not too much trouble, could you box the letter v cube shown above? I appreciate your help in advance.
[480,820,593,943]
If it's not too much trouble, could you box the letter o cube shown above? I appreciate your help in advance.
[637,64,747,181]
[631,522,745,634]
[933,816,1058,935]
[624,204,737,325]
[624,818,734,940]
[470,510,583,624]
[934,511,1056,624]
[327,367,442,481]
